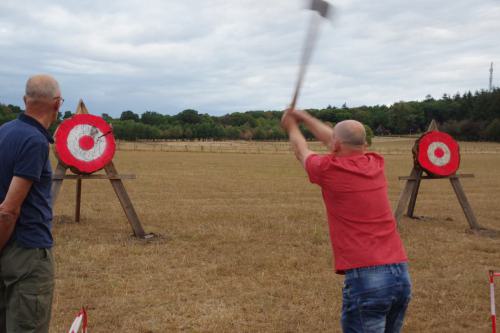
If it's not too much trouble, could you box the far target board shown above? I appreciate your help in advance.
[54,114,116,174]
[414,130,460,177]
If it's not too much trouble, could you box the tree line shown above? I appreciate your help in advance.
[1,88,499,142]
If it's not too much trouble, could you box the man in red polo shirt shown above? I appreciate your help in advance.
[281,109,411,333]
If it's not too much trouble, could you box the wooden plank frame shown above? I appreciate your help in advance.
[51,99,153,239]
[394,120,482,231]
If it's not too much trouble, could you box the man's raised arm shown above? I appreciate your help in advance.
[290,110,334,149]
[0,176,33,251]
[281,111,314,166]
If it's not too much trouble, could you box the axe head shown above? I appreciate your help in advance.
[309,0,332,19]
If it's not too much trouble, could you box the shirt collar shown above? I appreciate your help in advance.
[18,113,54,144]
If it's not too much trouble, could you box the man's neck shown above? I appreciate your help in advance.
[25,111,51,129]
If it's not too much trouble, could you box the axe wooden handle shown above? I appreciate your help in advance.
[290,0,332,111]
[290,13,321,111]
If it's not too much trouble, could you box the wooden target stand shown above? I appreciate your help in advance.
[394,120,483,232]
[51,100,153,239]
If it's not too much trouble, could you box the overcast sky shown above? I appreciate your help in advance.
[0,0,498,117]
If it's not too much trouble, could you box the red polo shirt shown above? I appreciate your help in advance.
[305,152,407,273]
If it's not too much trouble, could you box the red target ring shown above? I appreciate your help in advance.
[54,114,116,174]
[415,131,460,177]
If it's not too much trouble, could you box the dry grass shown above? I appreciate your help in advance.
[49,138,500,332]
[115,138,500,156]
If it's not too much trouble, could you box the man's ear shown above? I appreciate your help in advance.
[53,99,61,112]
[333,140,341,153]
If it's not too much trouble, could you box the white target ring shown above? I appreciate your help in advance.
[427,141,451,167]
[67,124,107,162]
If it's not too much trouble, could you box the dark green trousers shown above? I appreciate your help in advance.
[0,242,54,333]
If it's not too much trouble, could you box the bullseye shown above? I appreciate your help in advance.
[434,147,444,158]
[79,135,95,150]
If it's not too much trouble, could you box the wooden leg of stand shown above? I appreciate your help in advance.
[51,163,67,203]
[395,168,419,224]
[407,169,423,217]
[449,177,481,230]
[75,178,82,223]
[105,162,146,238]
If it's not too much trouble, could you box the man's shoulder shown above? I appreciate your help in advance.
[1,119,47,143]
[0,118,19,131]
[365,151,384,158]
[308,153,333,161]
[324,152,386,175]
[363,151,385,162]
[305,153,333,168]
[0,123,48,161]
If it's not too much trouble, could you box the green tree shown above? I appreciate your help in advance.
[102,113,113,121]
[141,111,168,126]
[224,126,240,140]
[120,110,139,122]
[176,109,201,124]
[389,102,424,134]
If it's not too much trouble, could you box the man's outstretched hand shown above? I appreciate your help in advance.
[281,109,294,131]
[282,108,306,131]
[281,108,313,165]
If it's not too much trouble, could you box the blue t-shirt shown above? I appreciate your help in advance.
[0,113,54,248]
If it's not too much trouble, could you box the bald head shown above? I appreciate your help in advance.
[333,120,366,147]
[25,74,60,100]
[23,74,62,129]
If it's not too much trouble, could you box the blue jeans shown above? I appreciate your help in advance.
[341,262,411,333]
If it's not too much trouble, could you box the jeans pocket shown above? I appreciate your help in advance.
[359,296,393,332]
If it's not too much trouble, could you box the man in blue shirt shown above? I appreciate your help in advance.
[0,74,62,333]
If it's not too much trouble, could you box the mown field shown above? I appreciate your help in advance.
[50,138,500,332]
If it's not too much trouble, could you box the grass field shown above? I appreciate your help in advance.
[50,138,500,332]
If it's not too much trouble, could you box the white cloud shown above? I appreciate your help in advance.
[0,0,498,116]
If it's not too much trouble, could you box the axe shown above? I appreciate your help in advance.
[289,0,333,111]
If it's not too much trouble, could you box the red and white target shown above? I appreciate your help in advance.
[55,114,116,174]
[415,131,460,177]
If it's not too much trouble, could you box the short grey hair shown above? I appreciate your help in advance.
[25,74,60,99]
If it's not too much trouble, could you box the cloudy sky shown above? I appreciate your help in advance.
[0,0,498,117]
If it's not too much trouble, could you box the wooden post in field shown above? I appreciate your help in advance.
[394,120,482,231]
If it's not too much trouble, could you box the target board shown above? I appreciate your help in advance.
[51,99,151,239]
[55,114,116,174]
[414,131,460,177]
[395,121,481,232]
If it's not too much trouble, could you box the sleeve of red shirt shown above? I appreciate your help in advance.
[305,154,324,185]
